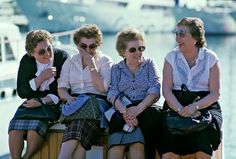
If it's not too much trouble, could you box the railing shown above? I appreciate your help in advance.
[0,29,75,99]
[52,30,75,45]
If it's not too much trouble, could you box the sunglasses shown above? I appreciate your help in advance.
[174,29,188,37]
[37,45,52,56]
[127,46,145,53]
[79,43,98,50]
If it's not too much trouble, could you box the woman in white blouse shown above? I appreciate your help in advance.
[57,24,113,159]
[160,17,222,159]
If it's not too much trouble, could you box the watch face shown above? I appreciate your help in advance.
[90,68,96,71]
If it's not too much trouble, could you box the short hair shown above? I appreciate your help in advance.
[177,17,206,48]
[73,24,102,46]
[25,29,53,55]
[116,27,145,57]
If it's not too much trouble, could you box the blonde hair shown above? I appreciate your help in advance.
[116,27,145,57]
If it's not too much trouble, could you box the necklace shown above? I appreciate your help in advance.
[187,57,197,68]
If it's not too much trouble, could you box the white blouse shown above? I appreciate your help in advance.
[165,47,219,91]
[58,51,113,95]
[29,55,59,104]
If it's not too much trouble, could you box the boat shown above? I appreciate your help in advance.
[15,0,176,33]
[206,0,236,22]
[171,1,236,35]
[172,7,236,35]
[0,22,24,98]
[16,0,236,35]
[0,0,28,31]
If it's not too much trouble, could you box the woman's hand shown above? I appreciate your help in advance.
[65,96,77,105]
[123,106,141,120]
[179,104,197,117]
[22,98,41,108]
[124,117,138,128]
[79,48,94,67]
[39,67,57,81]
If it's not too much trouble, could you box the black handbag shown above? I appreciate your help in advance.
[13,104,60,121]
[165,84,212,135]
[166,109,212,135]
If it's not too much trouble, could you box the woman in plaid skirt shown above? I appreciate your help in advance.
[8,29,68,159]
[57,24,113,159]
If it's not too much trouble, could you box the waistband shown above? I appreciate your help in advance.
[72,93,107,101]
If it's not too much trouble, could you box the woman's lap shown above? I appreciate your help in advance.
[8,119,49,139]
[62,119,100,150]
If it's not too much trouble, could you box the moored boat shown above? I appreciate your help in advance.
[0,22,24,98]
[172,5,236,35]
[16,0,236,35]
[16,0,176,33]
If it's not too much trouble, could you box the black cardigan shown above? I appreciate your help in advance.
[16,48,69,101]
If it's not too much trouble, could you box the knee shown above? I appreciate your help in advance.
[162,152,179,159]
[195,151,211,159]
[9,130,26,136]
[129,142,145,154]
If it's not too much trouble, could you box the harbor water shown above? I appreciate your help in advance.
[0,32,236,159]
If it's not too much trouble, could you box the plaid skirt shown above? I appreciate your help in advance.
[62,119,100,150]
[8,119,50,139]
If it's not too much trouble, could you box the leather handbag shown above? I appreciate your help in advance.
[165,84,212,135]
[13,104,60,121]
[166,109,212,135]
[58,95,100,123]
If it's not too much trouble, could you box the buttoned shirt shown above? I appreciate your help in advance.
[165,47,219,91]
[107,57,161,101]
[58,51,113,95]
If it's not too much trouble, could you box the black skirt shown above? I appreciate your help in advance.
[158,90,223,156]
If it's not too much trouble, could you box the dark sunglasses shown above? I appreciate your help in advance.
[37,45,52,56]
[127,46,145,53]
[174,29,188,37]
[79,43,98,50]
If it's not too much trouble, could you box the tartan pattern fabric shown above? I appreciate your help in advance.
[62,119,100,150]
[8,119,49,138]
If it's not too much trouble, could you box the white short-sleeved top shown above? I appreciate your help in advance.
[165,47,219,91]
[57,51,113,95]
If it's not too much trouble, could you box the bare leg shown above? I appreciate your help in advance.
[9,130,26,159]
[72,142,86,159]
[162,152,180,159]
[129,143,145,159]
[107,145,126,159]
[22,130,44,159]
[58,139,78,159]
[195,151,211,159]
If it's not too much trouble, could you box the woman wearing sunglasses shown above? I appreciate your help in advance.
[106,28,161,159]
[57,24,113,159]
[160,17,222,159]
[8,29,69,159]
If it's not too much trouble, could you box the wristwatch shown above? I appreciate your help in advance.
[196,105,199,110]
[90,67,96,71]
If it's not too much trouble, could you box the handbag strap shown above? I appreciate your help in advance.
[181,84,200,102]
[114,68,127,105]
[181,84,193,93]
